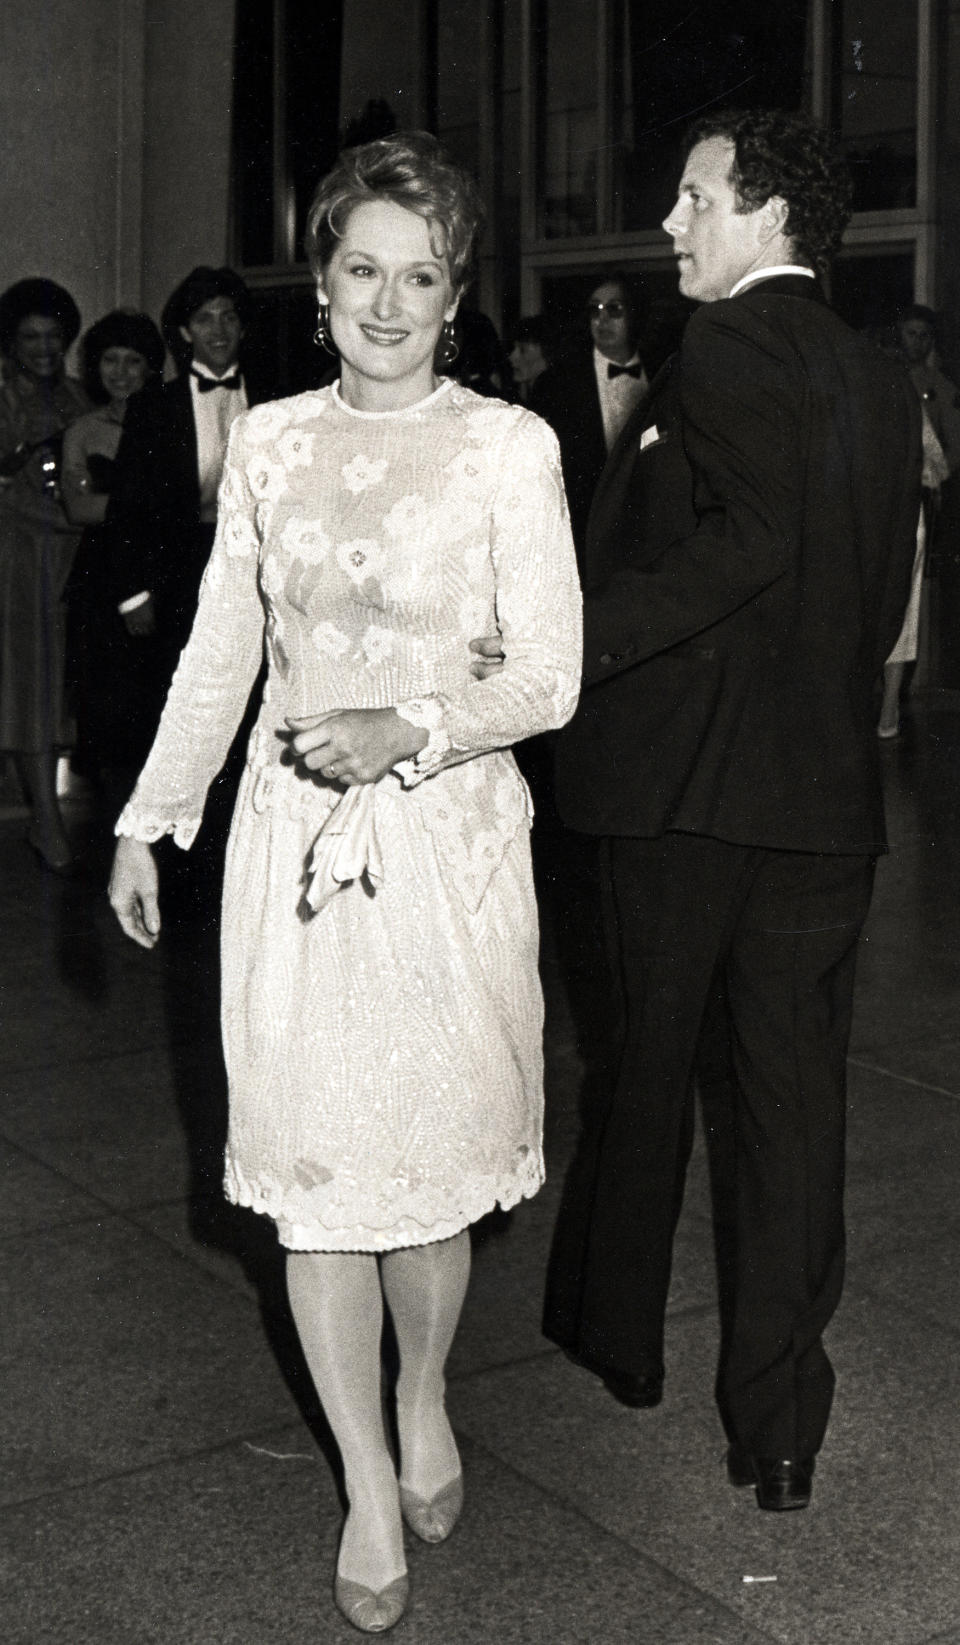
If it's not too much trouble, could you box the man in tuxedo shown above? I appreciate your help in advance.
[534,273,650,561]
[541,108,922,1510]
[107,265,272,749]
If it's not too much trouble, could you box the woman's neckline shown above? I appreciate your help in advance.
[331,377,454,420]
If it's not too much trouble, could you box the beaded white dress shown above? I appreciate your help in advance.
[117,379,582,1250]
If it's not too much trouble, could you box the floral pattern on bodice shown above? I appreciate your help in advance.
[118,380,582,913]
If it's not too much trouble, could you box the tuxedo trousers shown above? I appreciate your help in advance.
[543,831,875,1457]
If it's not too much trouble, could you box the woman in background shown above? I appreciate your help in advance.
[0,278,87,871]
[62,310,166,791]
[109,131,580,1633]
[508,314,558,411]
[877,405,949,737]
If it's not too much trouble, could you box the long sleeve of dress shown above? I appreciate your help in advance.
[115,419,264,845]
[394,409,582,781]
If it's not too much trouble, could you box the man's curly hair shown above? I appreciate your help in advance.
[684,108,853,277]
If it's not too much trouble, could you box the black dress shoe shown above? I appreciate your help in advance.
[728,1446,814,1511]
[601,1368,664,1409]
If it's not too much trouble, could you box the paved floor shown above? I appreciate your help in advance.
[2,700,959,1644]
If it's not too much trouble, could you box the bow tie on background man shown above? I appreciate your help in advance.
[192,370,242,392]
[607,361,642,380]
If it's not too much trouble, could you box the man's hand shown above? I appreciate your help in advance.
[122,595,156,637]
[286,707,428,786]
[469,633,505,680]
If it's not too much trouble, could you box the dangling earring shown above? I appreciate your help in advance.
[439,319,460,369]
[313,303,336,354]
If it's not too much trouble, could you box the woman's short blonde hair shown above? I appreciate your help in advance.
[305,130,484,294]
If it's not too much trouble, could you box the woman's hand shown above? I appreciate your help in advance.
[286,707,427,786]
[108,837,161,949]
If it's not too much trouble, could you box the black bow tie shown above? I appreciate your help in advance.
[192,370,241,392]
[607,361,642,380]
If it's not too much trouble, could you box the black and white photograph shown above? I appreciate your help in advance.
[1,4,958,1641]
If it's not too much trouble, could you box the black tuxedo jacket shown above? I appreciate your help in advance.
[107,368,273,626]
[532,349,609,556]
[555,276,923,855]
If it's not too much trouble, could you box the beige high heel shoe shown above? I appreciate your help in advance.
[334,1571,409,1634]
[399,1472,464,1544]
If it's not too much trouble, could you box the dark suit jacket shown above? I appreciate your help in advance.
[532,348,608,557]
[555,276,923,855]
[107,369,273,635]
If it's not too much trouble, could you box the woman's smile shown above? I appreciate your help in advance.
[359,323,411,345]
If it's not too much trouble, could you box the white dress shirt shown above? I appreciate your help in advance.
[190,361,248,521]
[593,347,648,451]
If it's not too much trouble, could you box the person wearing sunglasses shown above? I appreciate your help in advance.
[534,273,649,567]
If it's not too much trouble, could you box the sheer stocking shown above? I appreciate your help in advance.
[380,1230,471,1499]
[286,1250,404,1592]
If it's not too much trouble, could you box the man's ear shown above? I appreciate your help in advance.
[178,324,193,348]
[759,194,790,245]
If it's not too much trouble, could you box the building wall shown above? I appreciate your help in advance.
[141,0,236,324]
[0,0,235,357]
[0,0,132,346]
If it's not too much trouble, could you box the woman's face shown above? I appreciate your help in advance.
[12,314,64,380]
[509,339,546,387]
[318,199,459,407]
[899,317,934,367]
[99,346,150,405]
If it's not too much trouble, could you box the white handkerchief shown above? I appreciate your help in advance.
[305,783,384,912]
[639,424,661,451]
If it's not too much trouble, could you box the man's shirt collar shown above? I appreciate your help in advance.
[729,265,816,298]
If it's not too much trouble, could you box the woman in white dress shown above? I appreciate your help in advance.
[108,132,581,1634]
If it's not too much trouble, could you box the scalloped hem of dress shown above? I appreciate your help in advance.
[224,1162,545,1252]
